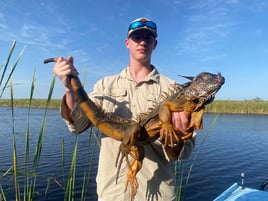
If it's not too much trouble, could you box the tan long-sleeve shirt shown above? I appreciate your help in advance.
[61,66,196,201]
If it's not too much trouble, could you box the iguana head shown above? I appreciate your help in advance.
[183,72,225,105]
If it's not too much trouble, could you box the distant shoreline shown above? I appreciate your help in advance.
[0,99,62,109]
[1,99,268,114]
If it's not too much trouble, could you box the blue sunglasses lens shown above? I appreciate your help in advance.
[130,21,143,29]
[129,21,157,31]
[145,21,157,29]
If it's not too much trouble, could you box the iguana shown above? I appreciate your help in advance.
[44,58,225,200]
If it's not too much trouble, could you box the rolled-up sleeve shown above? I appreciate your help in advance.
[60,80,105,134]
[60,94,91,134]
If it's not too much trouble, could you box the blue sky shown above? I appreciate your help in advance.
[0,0,267,100]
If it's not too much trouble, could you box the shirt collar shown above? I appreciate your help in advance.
[119,65,160,83]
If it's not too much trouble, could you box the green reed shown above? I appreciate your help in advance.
[0,40,25,201]
[0,40,25,98]
[0,40,86,200]
[64,136,78,201]
[23,67,36,201]
[174,113,220,201]
[11,76,20,201]
[80,128,99,201]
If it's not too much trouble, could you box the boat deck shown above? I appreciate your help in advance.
[214,183,268,201]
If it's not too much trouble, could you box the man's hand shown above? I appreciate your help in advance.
[162,111,190,161]
[52,56,79,110]
[53,56,79,91]
[171,111,189,138]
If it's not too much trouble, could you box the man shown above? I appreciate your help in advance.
[53,17,196,201]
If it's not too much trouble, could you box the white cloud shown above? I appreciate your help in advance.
[176,22,236,55]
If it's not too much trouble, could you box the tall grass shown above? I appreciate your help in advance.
[0,40,59,200]
[0,40,25,201]
[174,114,220,201]
[0,40,217,201]
[0,40,98,200]
[0,40,25,97]
[23,67,36,201]
[205,100,268,114]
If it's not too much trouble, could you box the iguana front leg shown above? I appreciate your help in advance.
[159,100,196,147]
[159,102,180,147]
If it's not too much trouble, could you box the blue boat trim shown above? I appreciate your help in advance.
[214,183,268,201]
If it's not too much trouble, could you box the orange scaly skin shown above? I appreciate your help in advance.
[44,57,225,201]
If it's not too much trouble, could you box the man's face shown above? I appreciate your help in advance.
[126,30,157,62]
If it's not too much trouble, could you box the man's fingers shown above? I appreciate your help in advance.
[67,56,74,64]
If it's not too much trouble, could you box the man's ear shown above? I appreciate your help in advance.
[125,38,130,48]
[153,39,158,49]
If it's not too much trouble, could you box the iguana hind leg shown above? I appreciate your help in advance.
[115,143,132,184]
[115,143,144,201]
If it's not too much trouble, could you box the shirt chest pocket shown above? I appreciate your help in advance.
[102,88,130,117]
[145,94,160,112]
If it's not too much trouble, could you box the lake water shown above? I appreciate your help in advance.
[0,107,268,201]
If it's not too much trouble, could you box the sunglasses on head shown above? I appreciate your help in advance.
[128,20,157,31]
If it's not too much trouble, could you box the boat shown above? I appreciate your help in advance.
[213,173,268,201]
